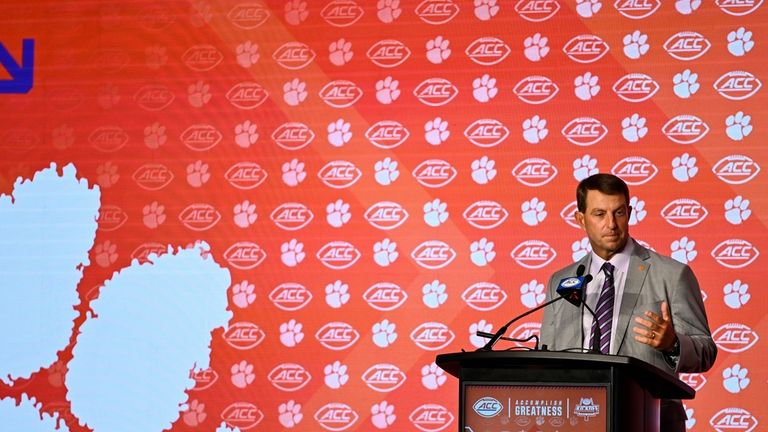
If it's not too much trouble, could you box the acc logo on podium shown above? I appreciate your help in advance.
[473,397,503,418]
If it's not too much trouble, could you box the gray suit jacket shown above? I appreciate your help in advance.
[540,239,717,428]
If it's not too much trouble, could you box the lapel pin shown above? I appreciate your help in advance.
[639,265,645,271]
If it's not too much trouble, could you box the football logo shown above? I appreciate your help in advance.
[510,240,557,269]
[712,155,760,185]
[410,322,455,351]
[226,82,269,109]
[133,163,174,190]
[319,80,363,108]
[321,0,364,27]
[181,44,223,72]
[178,203,221,231]
[415,0,460,25]
[272,122,315,150]
[409,404,454,432]
[363,282,408,311]
[365,120,410,149]
[224,162,268,190]
[563,35,609,64]
[133,85,175,111]
[317,241,361,270]
[711,239,760,269]
[560,201,580,228]
[268,363,311,391]
[89,126,128,153]
[315,322,360,350]
[411,240,456,269]
[220,402,263,431]
[412,160,457,188]
[318,160,362,189]
[365,201,409,230]
[97,205,128,232]
[270,203,313,231]
[180,124,221,151]
[613,73,659,102]
[463,201,509,229]
[716,0,763,16]
[315,403,359,431]
[713,71,761,101]
[461,282,507,311]
[660,199,708,228]
[512,158,558,186]
[223,242,267,269]
[561,117,607,146]
[273,42,316,70]
[611,157,658,185]
[513,76,558,104]
[614,0,661,19]
[466,37,511,66]
[464,119,510,148]
[362,363,407,392]
[662,115,709,144]
[227,3,270,29]
[664,32,711,61]
[269,283,313,311]
[222,322,265,350]
[515,0,560,22]
[413,78,459,106]
[367,40,411,68]
[712,323,759,353]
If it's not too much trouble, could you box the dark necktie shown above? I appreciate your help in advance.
[591,262,615,354]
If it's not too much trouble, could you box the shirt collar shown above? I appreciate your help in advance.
[590,237,634,275]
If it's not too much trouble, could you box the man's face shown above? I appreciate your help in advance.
[575,190,632,260]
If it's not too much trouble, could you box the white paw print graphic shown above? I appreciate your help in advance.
[521,198,547,226]
[234,120,259,148]
[469,320,493,348]
[426,36,451,64]
[284,0,309,26]
[144,122,167,149]
[145,45,168,70]
[186,160,211,187]
[283,78,308,106]
[573,155,598,181]
[376,76,400,104]
[520,279,545,309]
[621,113,648,142]
[671,153,698,182]
[471,156,497,184]
[623,30,649,60]
[522,115,549,144]
[281,239,306,267]
[97,83,120,109]
[723,280,750,309]
[724,195,751,225]
[188,80,212,107]
[374,157,400,186]
[377,0,402,23]
[673,69,700,99]
[230,360,255,388]
[96,162,119,188]
[628,196,646,226]
[670,236,697,264]
[372,319,397,348]
[279,319,304,347]
[233,200,257,228]
[425,117,450,145]
[329,38,353,66]
[725,111,752,141]
[279,400,303,428]
[727,27,754,57]
[231,280,256,309]
[474,0,499,20]
[326,199,351,228]
[422,280,448,309]
[470,238,496,267]
[324,360,349,389]
[374,239,399,266]
[325,280,351,309]
[423,199,449,227]
[572,237,591,261]
[472,73,498,103]
[421,362,447,390]
[371,401,396,429]
[236,40,259,68]
[574,72,600,101]
[684,407,696,430]
[576,0,602,17]
[722,364,750,394]
[327,118,352,147]
[94,240,118,267]
[183,400,206,427]
[190,1,213,27]
[282,158,307,187]
[675,0,701,15]
[524,33,549,62]
[142,201,166,229]
[52,124,75,150]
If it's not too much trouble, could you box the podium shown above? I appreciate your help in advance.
[436,350,694,432]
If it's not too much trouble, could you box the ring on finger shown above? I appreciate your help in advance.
[649,331,655,340]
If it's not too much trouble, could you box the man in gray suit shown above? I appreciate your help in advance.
[540,173,717,432]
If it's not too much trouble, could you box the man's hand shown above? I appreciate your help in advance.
[633,301,677,352]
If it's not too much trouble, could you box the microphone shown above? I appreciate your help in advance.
[555,265,601,353]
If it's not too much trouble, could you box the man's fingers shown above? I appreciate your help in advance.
[661,301,671,321]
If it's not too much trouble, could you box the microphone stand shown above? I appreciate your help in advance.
[477,295,564,352]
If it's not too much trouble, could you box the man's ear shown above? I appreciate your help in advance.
[574,211,586,229]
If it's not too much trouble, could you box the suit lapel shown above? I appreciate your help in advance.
[615,242,651,352]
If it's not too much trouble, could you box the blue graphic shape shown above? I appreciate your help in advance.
[217,422,241,432]
[0,39,34,94]
[0,163,100,381]
[0,395,71,432]
[67,242,232,432]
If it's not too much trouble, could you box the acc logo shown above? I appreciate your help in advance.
[227,3,270,29]
[221,402,264,431]
[317,241,361,270]
[716,0,763,16]
[130,242,167,263]
[416,0,460,25]
[515,0,560,22]
[509,322,542,348]
[560,201,580,228]
[138,4,176,31]
[133,85,175,111]
[411,322,455,351]
[664,32,711,61]
[223,242,267,269]
[225,162,268,190]
[222,322,265,350]
[365,120,410,149]
[226,82,268,109]
[273,42,316,70]
[133,163,174,190]
[473,397,503,418]
[367,40,411,68]
[513,76,558,104]
[463,201,509,229]
[2,129,38,152]
[363,282,408,311]
[512,158,558,186]
[410,404,454,432]
[510,240,557,269]
[91,48,130,73]
[563,35,609,63]
[679,373,707,392]
[182,44,223,72]
[713,71,761,101]
[713,323,759,353]
[181,124,222,151]
[464,119,510,147]
[269,283,312,311]
[315,403,359,431]
[711,239,760,269]
[318,160,362,188]
[272,122,315,150]
[98,205,128,231]
[271,203,313,231]
[614,0,661,19]
[189,367,219,391]
[561,117,607,146]
[411,240,456,269]
[414,78,459,106]
[710,408,758,432]
[412,159,457,188]
[89,126,128,152]
[315,322,360,350]
[321,0,364,27]
[320,80,363,108]
[365,201,409,230]
[179,203,221,231]
[50,88,83,111]
[466,37,511,66]
[712,155,760,185]
[613,73,659,102]
[661,199,708,228]
[462,282,507,311]
[662,115,709,144]
[611,157,658,185]
[268,363,311,391]
[362,363,407,392]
